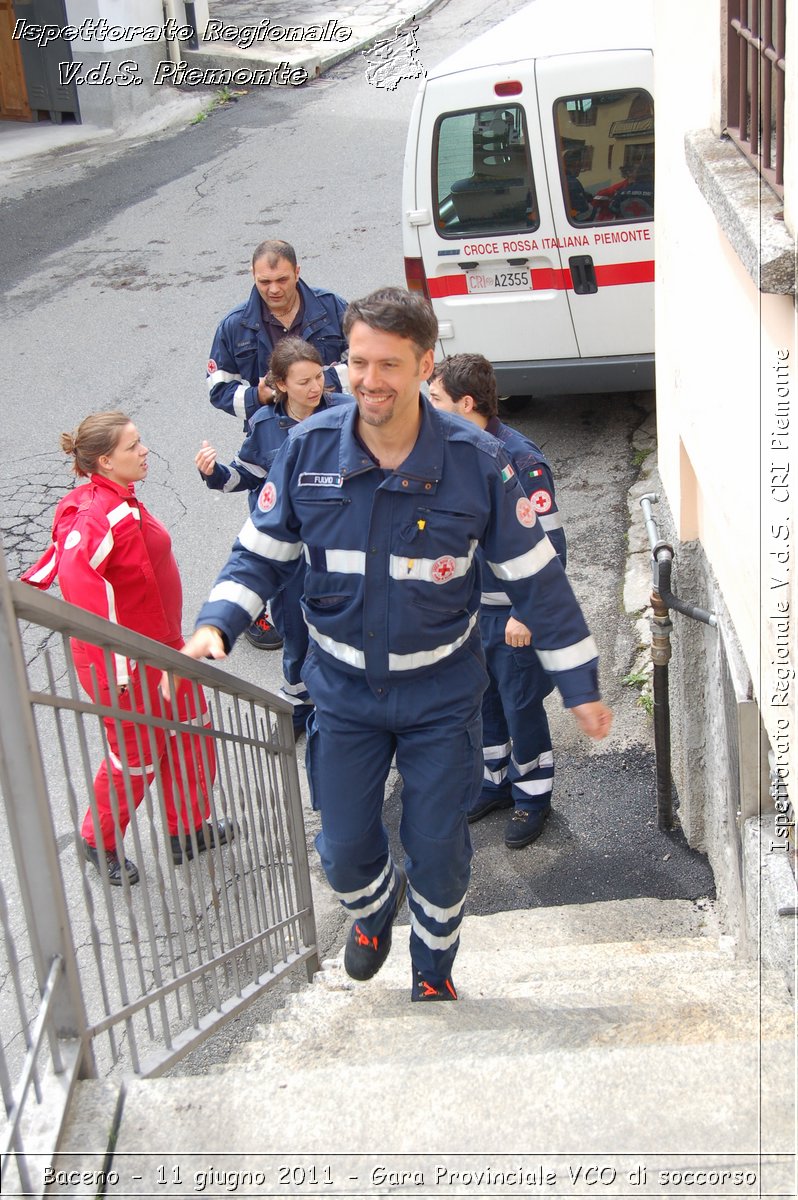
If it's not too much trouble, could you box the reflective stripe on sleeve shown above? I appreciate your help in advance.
[539,512,563,532]
[536,635,598,673]
[480,590,511,606]
[239,517,304,563]
[27,550,57,584]
[207,580,265,620]
[222,469,242,492]
[487,537,557,582]
[207,369,243,389]
[235,457,267,479]
[232,383,248,420]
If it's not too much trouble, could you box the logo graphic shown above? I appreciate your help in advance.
[431,555,456,583]
[207,358,217,374]
[258,481,277,512]
[363,18,426,90]
[64,530,81,549]
[516,497,537,527]
[530,489,553,514]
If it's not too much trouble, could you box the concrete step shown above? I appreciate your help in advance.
[113,1032,795,1161]
[225,960,787,1075]
[55,898,795,1181]
[214,906,768,1079]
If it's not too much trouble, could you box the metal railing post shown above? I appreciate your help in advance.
[0,541,94,1074]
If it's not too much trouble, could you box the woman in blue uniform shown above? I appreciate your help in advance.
[197,337,352,737]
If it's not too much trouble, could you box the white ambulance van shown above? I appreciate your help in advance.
[402,0,654,397]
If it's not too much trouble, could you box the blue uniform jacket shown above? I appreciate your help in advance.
[207,278,348,425]
[196,398,601,707]
[480,415,566,612]
[201,393,352,512]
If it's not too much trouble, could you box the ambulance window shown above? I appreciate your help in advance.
[554,90,654,227]
[433,105,539,236]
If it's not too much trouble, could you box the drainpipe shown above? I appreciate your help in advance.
[639,494,717,830]
[162,0,184,69]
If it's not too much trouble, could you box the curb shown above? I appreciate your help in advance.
[0,0,442,169]
[178,0,442,83]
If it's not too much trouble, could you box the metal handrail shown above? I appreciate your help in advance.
[0,543,319,1194]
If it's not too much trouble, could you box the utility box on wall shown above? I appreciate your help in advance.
[12,0,80,121]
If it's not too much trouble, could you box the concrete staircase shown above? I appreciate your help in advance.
[60,898,796,1192]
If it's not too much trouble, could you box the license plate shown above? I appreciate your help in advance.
[465,269,532,294]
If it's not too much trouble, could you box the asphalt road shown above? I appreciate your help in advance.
[0,0,714,1074]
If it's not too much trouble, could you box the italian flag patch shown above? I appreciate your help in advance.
[501,464,515,483]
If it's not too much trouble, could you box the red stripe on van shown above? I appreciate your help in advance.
[428,259,654,298]
[428,275,469,298]
[594,260,655,286]
[530,267,569,290]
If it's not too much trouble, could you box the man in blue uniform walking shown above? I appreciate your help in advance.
[429,353,565,848]
[206,239,349,649]
[207,238,348,428]
[184,288,612,1002]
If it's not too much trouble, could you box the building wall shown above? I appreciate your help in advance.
[63,0,190,126]
[654,0,797,963]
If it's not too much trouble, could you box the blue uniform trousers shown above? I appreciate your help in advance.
[476,607,555,815]
[269,566,313,735]
[303,642,487,982]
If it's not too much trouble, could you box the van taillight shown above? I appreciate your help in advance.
[495,81,522,96]
[404,256,430,301]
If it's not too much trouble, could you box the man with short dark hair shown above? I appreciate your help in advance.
[185,288,612,1002]
[206,239,348,427]
[206,239,348,648]
[429,353,565,848]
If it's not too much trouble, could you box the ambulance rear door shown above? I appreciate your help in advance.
[410,63,579,367]
[534,50,655,359]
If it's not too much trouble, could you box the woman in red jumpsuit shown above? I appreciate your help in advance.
[23,412,226,885]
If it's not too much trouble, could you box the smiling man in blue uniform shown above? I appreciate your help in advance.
[183,288,612,1002]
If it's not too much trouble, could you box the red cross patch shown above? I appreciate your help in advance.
[516,497,536,527]
[530,489,553,514]
[258,481,277,512]
[207,358,218,374]
[431,555,456,584]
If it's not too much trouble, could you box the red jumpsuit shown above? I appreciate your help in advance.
[23,475,215,850]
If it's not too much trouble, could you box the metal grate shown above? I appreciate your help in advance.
[0,548,318,1193]
[725,0,786,198]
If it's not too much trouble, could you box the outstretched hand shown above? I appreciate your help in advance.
[182,626,227,662]
[570,700,613,740]
[195,441,218,476]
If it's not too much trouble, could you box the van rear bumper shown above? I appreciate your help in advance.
[494,354,655,397]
